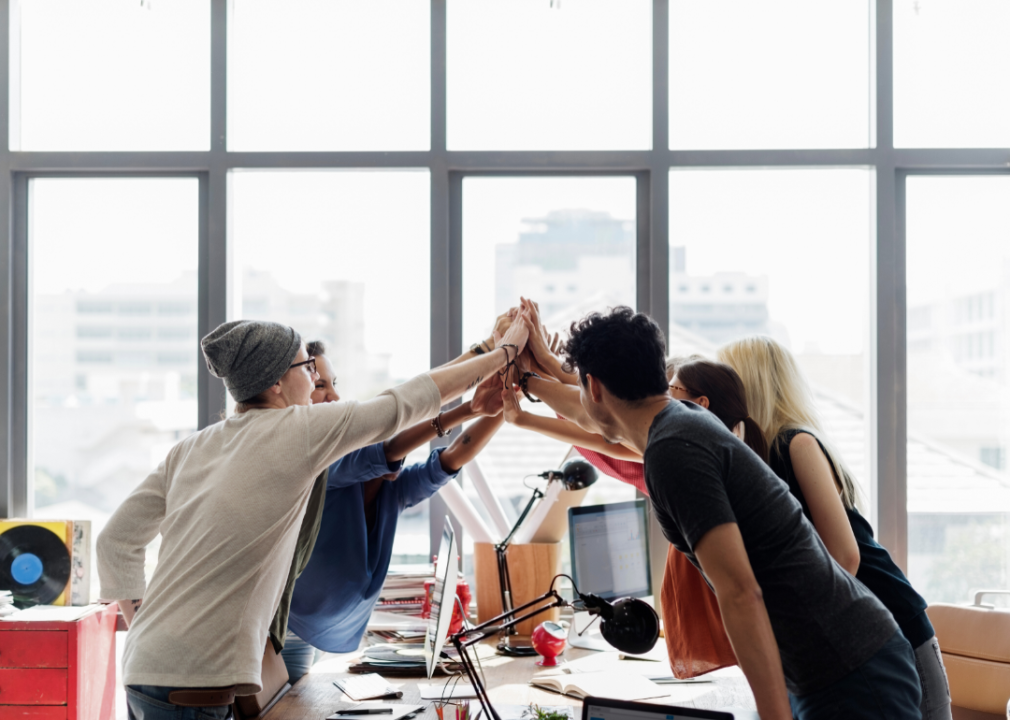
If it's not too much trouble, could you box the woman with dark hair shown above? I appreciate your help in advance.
[670,358,769,463]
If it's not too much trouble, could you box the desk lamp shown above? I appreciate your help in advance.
[495,459,598,656]
[451,574,659,720]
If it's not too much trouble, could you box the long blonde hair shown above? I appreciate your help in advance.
[717,336,863,511]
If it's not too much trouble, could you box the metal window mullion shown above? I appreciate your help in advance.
[198,0,229,430]
[428,0,461,558]
[871,0,908,568]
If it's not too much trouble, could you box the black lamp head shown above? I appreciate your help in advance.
[560,459,598,490]
[578,593,660,656]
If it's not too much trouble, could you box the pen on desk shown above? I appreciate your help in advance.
[334,709,394,715]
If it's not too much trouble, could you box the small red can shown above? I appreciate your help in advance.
[421,578,471,637]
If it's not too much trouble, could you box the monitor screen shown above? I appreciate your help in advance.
[424,517,458,678]
[568,499,651,600]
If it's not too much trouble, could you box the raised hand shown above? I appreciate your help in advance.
[548,328,561,355]
[471,374,504,417]
[490,308,518,344]
[501,378,524,425]
[498,305,530,359]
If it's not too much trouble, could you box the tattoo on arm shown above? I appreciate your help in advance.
[461,434,472,445]
[465,375,483,391]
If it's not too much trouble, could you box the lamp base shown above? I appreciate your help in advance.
[496,636,539,657]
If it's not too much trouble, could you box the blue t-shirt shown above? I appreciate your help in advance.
[287,442,458,652]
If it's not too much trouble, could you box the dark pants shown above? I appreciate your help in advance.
[126,686,233,720]
[789,631,922,720]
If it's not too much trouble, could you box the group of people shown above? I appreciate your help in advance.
[97,300,949,720]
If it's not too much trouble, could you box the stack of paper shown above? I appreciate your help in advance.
[376,564,432,616]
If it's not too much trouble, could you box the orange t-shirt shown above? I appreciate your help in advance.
[575,447,737,678]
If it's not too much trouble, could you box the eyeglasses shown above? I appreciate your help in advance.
[670,384,693,395]
[290,356,317,375]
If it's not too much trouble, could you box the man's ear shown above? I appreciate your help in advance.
[696,395,710,409]
[586,373,605,403]
[267,381,282,395]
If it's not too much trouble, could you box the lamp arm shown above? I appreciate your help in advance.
[451,589,568,720]
[456,589,566,647]
[498,487,544,549]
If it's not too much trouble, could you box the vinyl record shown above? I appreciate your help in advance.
[364,644,427,663]
[0,525,72,605]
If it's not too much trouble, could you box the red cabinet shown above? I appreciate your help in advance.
[0,604,117,720]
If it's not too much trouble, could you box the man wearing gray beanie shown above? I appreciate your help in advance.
[97,313,531,720]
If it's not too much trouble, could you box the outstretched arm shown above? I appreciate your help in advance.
[384,401,479,463]
[426,313,529,403]
[440,309,516,368]
[439,414,505,473]
[501,388,641,461]
[524,375,601,433]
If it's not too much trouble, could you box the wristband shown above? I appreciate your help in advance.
[469,342,486,356]
[519,372,543,403]
[431,412,446,438]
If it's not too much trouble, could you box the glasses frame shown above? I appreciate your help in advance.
[290,357,317,375]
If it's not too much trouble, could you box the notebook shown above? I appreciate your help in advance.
[529,672,668,701]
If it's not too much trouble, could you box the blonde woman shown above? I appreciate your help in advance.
[718,336,951,720]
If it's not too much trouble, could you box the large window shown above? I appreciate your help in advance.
[905,175,1010,603]
[669,1,870,149]
[228,0,430,151]
[13,0,210,151]
[461,176,639,516]
[447,0,651,150]
[4,0,1009,592]
[668,169,873,496]
[230,170,431,561]
[30,177,200,595]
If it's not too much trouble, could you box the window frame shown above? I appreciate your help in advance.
[2,0,1009,587]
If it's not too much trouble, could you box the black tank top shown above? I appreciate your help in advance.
[770,428,933,648]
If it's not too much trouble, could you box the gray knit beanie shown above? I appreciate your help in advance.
[200,320,302,402]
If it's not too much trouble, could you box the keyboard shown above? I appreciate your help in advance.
[333,674,403,701]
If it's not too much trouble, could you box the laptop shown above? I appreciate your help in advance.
[582,695,759,720]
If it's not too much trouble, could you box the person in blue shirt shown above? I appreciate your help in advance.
[281,339,508,680]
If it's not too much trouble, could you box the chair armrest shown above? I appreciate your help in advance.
[973,590,1010,608]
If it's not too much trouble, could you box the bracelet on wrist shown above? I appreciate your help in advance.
[431,412,447,438]
[469,342,486,356]
[519,371,543,403]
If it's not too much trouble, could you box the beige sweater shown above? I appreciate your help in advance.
[97,374,441,693]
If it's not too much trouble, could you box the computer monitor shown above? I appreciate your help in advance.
[424,517,458,678]
[568,499,651,601]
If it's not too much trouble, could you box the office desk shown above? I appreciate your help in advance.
[266,647,756,720]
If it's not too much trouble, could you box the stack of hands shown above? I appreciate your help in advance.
[468,297,577,424]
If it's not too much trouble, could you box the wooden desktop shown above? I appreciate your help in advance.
[265,644,756,720]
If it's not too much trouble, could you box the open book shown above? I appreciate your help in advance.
[530,672,668,701]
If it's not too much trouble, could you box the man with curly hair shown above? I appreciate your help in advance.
[560,306,920,720]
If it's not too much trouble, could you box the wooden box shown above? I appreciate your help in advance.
[0,604,118,720]
[472,542,560,637]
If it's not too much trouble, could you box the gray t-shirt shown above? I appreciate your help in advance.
[643,401,897,695]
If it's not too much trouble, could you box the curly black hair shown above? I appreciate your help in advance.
[562,306,669,402]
